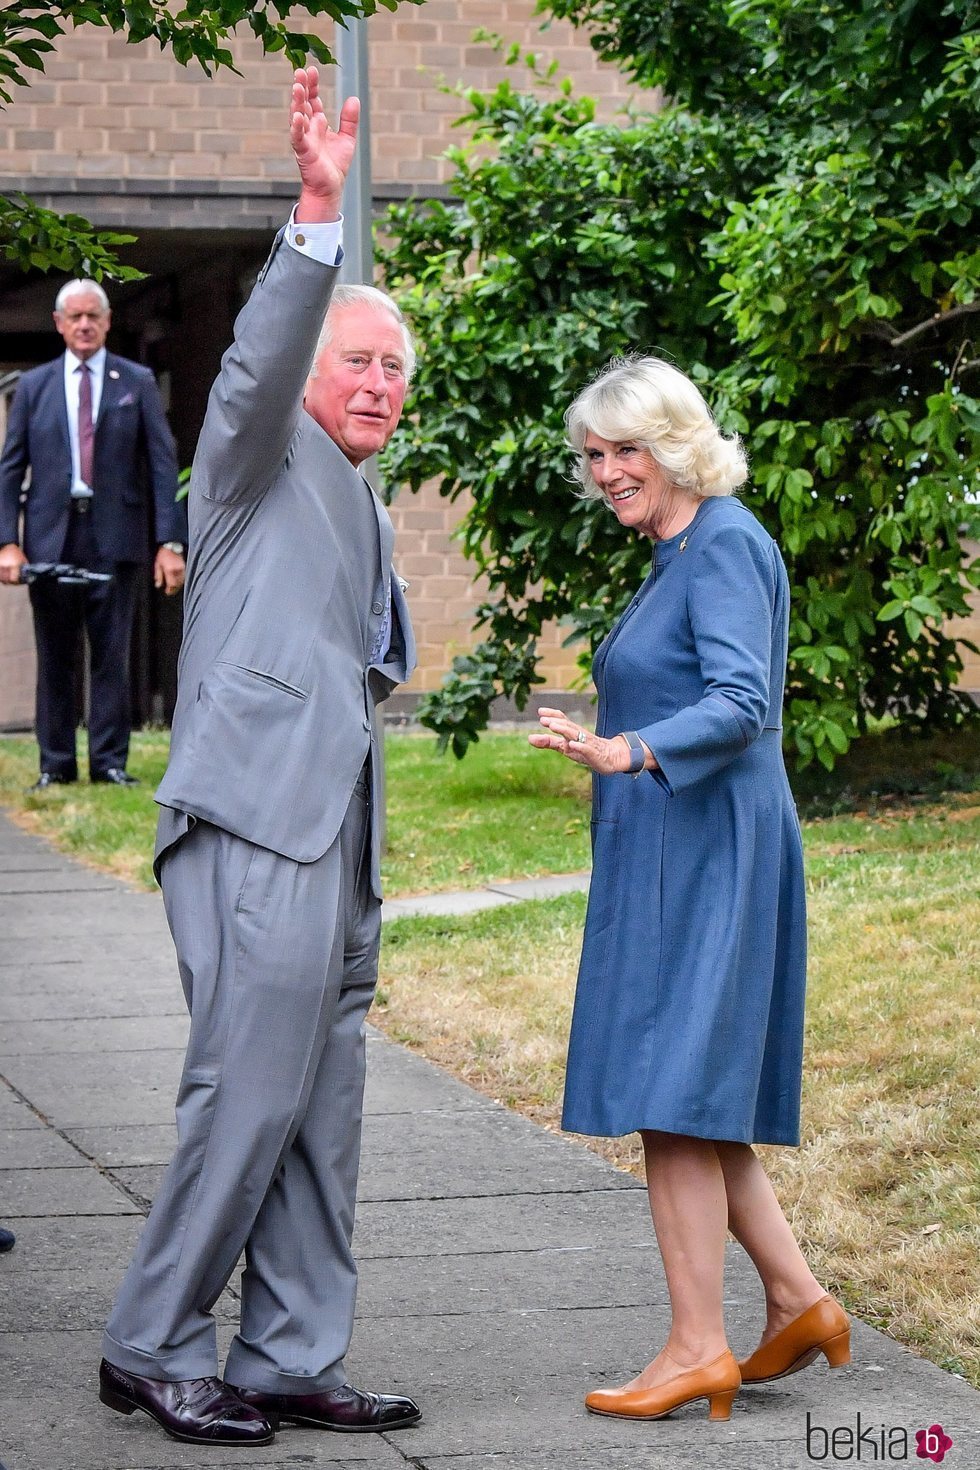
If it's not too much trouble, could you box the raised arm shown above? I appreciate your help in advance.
[192,70,359,506]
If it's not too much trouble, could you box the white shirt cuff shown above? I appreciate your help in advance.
[285,206,344,266]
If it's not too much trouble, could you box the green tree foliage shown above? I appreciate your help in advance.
[378,3,980,765]
[0,0,422,278]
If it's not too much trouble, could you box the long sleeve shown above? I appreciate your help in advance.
[136,368,183,543]
[0,377,31,545]
[193,232,339,507]
[637,520,778,795]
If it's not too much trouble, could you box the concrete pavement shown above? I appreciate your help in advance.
[1,811,978,1470]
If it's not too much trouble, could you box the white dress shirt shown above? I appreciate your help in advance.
[284,209,344,267]
[64,346,106,498]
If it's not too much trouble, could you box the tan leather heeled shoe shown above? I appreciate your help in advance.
[585,1350,741,1421]
[738,1294,850,1384]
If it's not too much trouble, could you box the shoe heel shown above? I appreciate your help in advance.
[99,1385,136,1415]
[708,1388,737,1421]
[822,1330,851,1368]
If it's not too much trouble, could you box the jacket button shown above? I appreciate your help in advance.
[372,600,384,615]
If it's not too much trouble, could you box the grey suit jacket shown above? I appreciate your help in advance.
[155,231,415,895]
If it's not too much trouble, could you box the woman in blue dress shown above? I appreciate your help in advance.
[529,357,850,1424]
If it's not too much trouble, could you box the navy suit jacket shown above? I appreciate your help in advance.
[0,352,183,563]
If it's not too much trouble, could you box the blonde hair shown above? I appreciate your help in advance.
[566,355,747,500]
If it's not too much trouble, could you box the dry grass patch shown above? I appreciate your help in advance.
[376,800,980,1386]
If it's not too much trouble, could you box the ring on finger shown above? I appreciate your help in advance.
[574,730,587,744]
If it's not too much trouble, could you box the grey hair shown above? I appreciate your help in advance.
[55,279,111,314]
[309,284,416,381]
[566,355,748,500]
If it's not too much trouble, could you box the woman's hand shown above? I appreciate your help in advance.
[528,707,649,775]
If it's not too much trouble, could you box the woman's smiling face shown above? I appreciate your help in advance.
[583,432,674,538]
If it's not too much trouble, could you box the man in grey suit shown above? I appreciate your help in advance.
[98,68,420,1448]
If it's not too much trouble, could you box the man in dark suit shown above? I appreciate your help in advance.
[0,280,185,788]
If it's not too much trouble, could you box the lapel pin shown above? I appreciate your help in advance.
[679,536,688,552]
[109,369,120,380]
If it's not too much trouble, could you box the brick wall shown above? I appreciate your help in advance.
[0,4,645,188]
[388,478,585,698]
[949,539,980,697]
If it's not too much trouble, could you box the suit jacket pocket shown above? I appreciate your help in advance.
[213,662,309,700]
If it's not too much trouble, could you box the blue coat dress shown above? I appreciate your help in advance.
[561,495,807,1146]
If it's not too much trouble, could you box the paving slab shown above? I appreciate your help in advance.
[340,1243,669,1319]
[381,871,590,923]
[0,1085,44,1131]
[361,1037,496,1117]
[0,1268,240,1331]
[0,1050,185,1127]
[0,853,64,872]
[0,1165,139,1217]
[0,976,184,1023]
[0,934,174,967]
[357,1105,641,1200]
[0,1214,144,1271]
[485,872,591,901]
[351,1188,655,1258]
[0,1015,190,1056]
[0,869,121,895]
[61,1125,179,1169]
[382,888,516,921]
[1,1127,91,1169]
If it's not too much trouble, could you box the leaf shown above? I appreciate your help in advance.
[877,600,905,621]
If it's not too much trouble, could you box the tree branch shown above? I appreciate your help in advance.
[864,301,980,351]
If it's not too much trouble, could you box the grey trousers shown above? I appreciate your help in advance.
[103,773,380,1390]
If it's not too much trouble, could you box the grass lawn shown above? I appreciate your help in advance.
[0,728,592,894]
[2,721,979,1382]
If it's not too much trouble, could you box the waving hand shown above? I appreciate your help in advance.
[290,66,359,223]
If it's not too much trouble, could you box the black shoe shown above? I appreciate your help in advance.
[28,772,75,792]
[91,768,140,786]
[99,1360,275,1445]
[231,1382,421,1433]
[0,1227,15,1252]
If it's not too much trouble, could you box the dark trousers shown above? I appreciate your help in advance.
[28,505,139,779]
